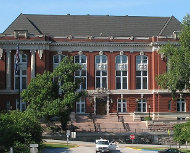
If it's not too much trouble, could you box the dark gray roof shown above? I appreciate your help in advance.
[3,14,181,37]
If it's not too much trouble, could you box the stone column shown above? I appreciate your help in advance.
[30,50,36,79]
[107,95,110,115]
[6,50,11,90]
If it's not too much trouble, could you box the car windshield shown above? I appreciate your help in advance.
[97,141,109,145]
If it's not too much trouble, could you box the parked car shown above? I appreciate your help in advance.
[95,138,110,153]
[158,149,183,153]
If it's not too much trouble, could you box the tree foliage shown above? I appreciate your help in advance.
[173,120,190,144]
[21,56,85,129]
[0,111,42,153]
[156,14,190,97]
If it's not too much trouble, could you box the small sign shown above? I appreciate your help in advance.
[66,130,70,136]
[30,144,38,148]
[130,134,135,140]
[71,132,76,138]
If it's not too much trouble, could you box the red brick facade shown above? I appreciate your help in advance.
[0,14,189,120]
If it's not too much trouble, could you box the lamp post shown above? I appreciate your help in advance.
[148,105,151,118]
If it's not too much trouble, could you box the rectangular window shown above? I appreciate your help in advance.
[137,99,147,112]
[76,98,85,114]
[177,99,185,112]
[118,99,126,113]
[168,100,171,111]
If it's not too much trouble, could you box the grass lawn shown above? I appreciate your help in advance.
[127,146,190,153]
[42,142,78,149]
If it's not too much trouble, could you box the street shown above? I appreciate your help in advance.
[41,141,158,153]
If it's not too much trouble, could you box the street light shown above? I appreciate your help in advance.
[148,105,151,118]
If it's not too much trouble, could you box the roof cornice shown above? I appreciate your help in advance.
[52,41,152,47]
[151,41,180,46]
[0,40,51,45]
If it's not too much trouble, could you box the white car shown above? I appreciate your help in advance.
[95,138,110,153]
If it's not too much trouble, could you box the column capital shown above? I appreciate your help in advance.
[30,49,36,54]
[5,49,11,54]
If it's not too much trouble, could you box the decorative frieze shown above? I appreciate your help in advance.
[57,50,62,55]
[99,51,103,55]
[140,51,144,56]
[116,63,128,71]
[137,63,147,71]
[78,51,83,55]
[120,51,124,55]
[96,63,107,71]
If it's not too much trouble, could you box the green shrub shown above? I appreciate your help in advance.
[144,117,152,121]
[0,111,42,153]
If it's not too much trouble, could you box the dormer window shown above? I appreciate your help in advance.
[14,30,28,39]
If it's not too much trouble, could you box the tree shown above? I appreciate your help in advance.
[21,56,85,130]
[173,120,190,147]
[156,14,190,97]
[0,111,42,153]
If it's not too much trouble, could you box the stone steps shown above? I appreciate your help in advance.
[72,114,148,133]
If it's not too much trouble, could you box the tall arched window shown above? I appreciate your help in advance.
[136,55,148,89]
[74,55,87,90]
[14,54,27,90]
[95,55,107,88]
[53,54,64,69]
[115,55,128,89]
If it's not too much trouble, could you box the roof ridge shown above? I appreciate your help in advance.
[158,16,172,36]
[24,15,42,34]
[22,14,42,34]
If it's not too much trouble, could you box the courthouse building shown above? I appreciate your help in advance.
[0,13,189,121]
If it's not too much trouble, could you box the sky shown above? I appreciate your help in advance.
[0,0,190,33]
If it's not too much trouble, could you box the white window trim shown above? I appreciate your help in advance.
[53,54,65,70]
[74,55,87,90]
[136,55,148,90]
[76,98,85,114]
[137,99,147,112]
[115,55,128,89]
[95,55,108,89]
[14,54,28,90]
[117,98,127,113]
[177,99,186,112]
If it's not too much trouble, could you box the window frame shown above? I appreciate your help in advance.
[177,98,186,112]
[95,55,108,89]
[115,55,128,90]
[136,55,148,89]
[74,55,87,90]
[53,54,65,70]
[117,98,127,113]
[14,54,28,90]
[76,97,85,114]
[137,99,147,112]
